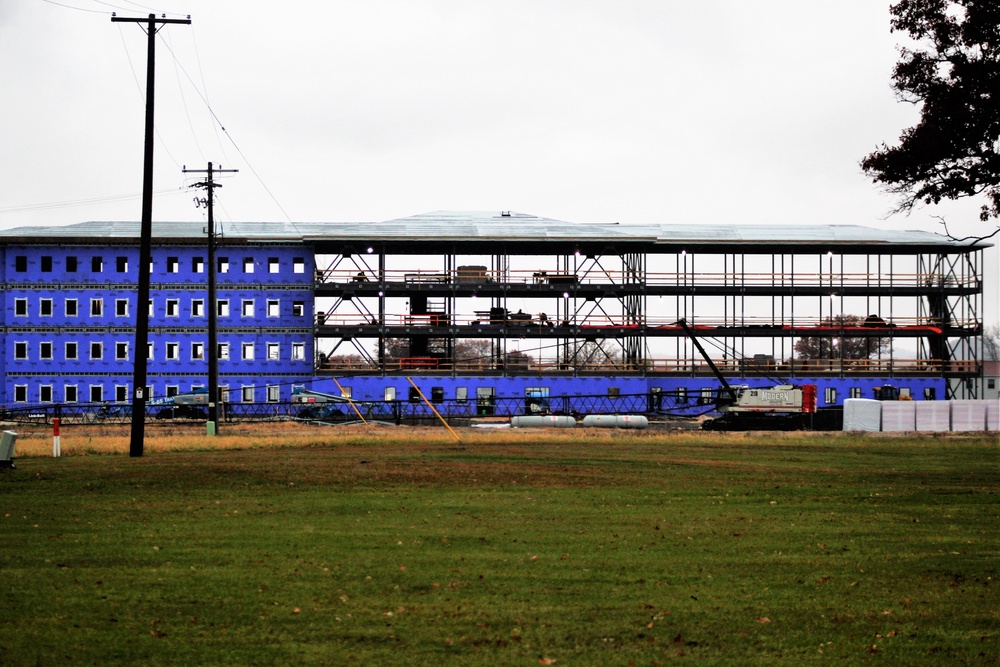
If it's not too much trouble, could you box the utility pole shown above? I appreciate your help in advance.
[183,162,238,435]
[112,13,191,457]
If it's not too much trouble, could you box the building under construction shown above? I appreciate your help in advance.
[0,211,989,419]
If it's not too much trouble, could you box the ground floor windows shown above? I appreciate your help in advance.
[267,385,280,402]
[14,385,27,402]
[89,385,103,403]
[115,385,129,402]
[64,385,78,403]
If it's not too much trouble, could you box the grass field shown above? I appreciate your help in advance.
[1,425,997,665]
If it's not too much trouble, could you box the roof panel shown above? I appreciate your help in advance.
[0,211,989,249]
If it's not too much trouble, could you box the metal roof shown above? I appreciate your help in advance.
[0,211,990,249]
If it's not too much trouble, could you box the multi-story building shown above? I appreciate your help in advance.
[1,221,314,407]
[1,212,991,416]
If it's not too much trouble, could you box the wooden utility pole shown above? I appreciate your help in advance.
[183,162,238,435]
[112,13,191,457]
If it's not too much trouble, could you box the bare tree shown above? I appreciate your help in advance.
[983,323,1000,361]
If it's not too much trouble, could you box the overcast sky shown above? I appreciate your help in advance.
[1,0,996,322]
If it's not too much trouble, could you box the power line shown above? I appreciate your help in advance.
[39,0,108,14]
[0,189,182,213]
[156,32,297,226]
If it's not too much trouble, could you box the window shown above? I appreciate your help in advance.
[90,342,103,360]
[384,386,397,401]
[14,342,27,360]
[456,387,468,403]
[431,387,444,403]
[40,386,53,403]
[989,379,996,390]
[40,342,53,360]
[116,256,128,273]
[850,387,863,399]
[90,298,103,317]
[242,343,255,360]
[39,299,53,317]
[167,257,179,273]
[116,299,129,317]
[90,385,103,403]
[14,299,27,317]
[292,301,305,317]
[15,256,27,272]
[41,256,53,272]
[242,386,255,403]
[292,342,305,360]
[267,300,280,317]
[699,388,714,405]
[218,257,229,273]
[147,342,154,360]
[218,342,230,360]
[115,385,128,402]
[64,385,78,403]
[148,299,154,316]
[165,299,179,317]
[14,385,27,402]
[677,387,688,404]
[91,256,103,273]
[267,385,280,402]
[825,387,837,404]
[408,386,421,403]
[65,342,78,360]
[116,342,128,360]
[66,256,78,272]
[924,387,936,400]
[166,342,179,360]
[608,386,620,398]
[476,387,496,415]
[241,300,255,318]
[192,342,205,360]
[243,257,254,274]
[192,257,204,273]
[191,299,205,317]
[218,300,230,317]
[293,257,305,274]
[65,298,78,317]
[900,387,912,399]
[166,385,180,398]
[267,343,279,360]
[268,257,280,274]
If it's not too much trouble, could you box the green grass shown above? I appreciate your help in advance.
[1,432,998,665]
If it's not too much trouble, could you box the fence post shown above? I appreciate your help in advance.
[53,415,61,458]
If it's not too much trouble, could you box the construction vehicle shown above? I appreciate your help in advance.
[676,319,817,430]
[149,388,210,420]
